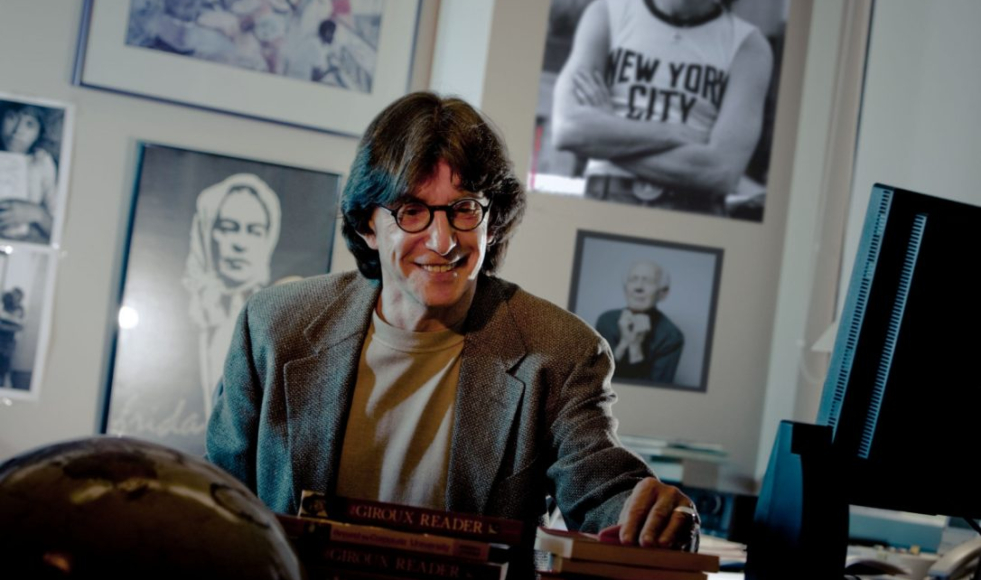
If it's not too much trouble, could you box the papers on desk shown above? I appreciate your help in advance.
[698,534,747,570]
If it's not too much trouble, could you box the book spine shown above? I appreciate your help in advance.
[277,515,495,562]
[547,554,707,580]
[303,493,523,545]
[534,528,720,572]
[301,542,507,580]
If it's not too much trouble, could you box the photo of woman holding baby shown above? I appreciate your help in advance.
[0,95,72,246]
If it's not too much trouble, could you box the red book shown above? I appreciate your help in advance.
[298,542,508,580]
[300,491,524,546]
[276,514,509,564]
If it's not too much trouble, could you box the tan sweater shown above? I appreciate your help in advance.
[336,311,464,509]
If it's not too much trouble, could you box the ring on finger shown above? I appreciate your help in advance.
[673,505,701,525]
[672,505,697,516]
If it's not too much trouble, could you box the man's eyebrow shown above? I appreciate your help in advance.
[399,191,480,204]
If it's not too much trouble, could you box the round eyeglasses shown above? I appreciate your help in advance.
[384,198,491,233]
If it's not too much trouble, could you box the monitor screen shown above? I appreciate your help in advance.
[817,184,981,519]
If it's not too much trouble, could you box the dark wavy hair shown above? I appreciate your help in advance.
[0,102,47,154]
[341,91,526,280]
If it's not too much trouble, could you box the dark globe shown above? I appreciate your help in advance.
[0,436,302,579]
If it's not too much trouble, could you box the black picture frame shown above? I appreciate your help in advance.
[568,230,723,391]
[102,142,341,455]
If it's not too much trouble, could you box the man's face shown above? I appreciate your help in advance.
[360,160,492,326]
[212,188,272,287]
[624,262,662,312]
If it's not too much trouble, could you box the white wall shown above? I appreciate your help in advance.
[756,0,871,478]
[838,0,981,316]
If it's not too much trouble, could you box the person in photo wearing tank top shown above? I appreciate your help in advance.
[552,0,773,216]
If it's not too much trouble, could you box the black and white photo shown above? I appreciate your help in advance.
[0,246,56,400]
[569,230,722,391]
[75,0,420,135]
[125,0,384,93]
[0,93,73,246]
[530,0,788,221]
[104,143,340,455]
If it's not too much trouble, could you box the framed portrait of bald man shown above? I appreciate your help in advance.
[102,143,340,456]
[568,230,722,391]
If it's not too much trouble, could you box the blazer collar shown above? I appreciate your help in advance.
[284,274,379,509]
[446,276,528,514]
[302,274,380,353]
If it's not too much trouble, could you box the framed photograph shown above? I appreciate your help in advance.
[74,0,421,135]
[569,230,723,391]
[529,0,789,221]
[0,245,57,401]
[0,92,74,247]
[103,142,341,455]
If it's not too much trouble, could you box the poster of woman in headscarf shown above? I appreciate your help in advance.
[104,143,339,456]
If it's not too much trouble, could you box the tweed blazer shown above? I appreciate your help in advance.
[206,271,653,533]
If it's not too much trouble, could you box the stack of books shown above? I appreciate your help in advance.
[275,490,523,580]
[534,527,720,580]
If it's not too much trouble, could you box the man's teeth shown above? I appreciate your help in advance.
[422,263,455,273]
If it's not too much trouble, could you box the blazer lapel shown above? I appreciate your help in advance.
[446,278,527,514]
[284,276,379,507]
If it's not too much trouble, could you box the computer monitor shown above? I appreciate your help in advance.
[747,184,981,579]
[817,183,981,519]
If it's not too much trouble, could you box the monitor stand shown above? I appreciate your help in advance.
[746,421,849,580]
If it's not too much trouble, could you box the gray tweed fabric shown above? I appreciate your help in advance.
[206,270,653,535]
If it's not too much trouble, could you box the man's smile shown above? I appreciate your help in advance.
[416,256,465,274]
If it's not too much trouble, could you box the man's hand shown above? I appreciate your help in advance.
[601,477,699,551]
[0,199,45,232]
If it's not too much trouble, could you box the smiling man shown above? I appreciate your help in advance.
[206,92,698,573]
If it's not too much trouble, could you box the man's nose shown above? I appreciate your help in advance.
[425,210,458,255]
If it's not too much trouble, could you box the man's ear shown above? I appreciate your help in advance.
[358,217,379,250]
[657,287,670,303]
